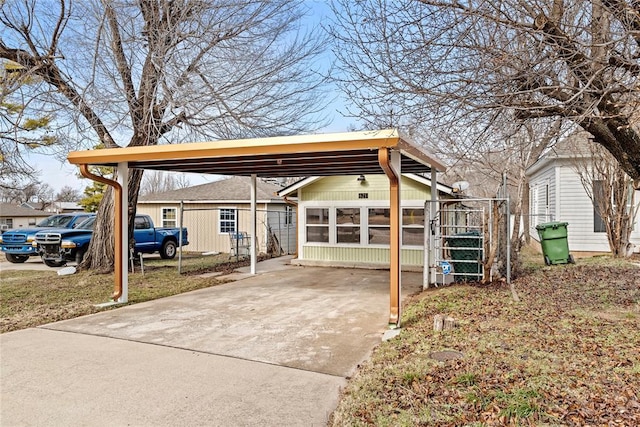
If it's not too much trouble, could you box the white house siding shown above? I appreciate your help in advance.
[137,202,279,253]
[297,175,433,268]
[528,158,640,253]
[528,164,557,238]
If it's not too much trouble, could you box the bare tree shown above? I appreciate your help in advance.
[329,0,640,182]
[55,185,81,202]
[1,0,330,271]
[1,60,59,191]
[140,171,191,196]
[571,134,639,257]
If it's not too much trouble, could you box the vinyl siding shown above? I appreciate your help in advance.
[298,174,439,266]
[137,202,282,253]
[528,159,640,253]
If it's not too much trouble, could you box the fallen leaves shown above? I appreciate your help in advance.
[330,259,640,426]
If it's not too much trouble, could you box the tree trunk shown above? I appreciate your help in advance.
[78,169,144,272]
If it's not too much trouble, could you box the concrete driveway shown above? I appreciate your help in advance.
[0,257,423,426]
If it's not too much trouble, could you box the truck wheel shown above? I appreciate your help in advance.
[160,240,177,259]
[6,253,29,263]
[43,259,66,268]
[75,249,86,264]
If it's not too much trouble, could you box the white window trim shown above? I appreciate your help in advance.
[218,207,238,234]
[161,207,178,228]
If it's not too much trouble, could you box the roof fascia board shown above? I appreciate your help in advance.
[138,199,283,204]
[68,129,401,165]
[277,177,322,197]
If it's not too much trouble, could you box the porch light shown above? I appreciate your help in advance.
[357,174,366,183]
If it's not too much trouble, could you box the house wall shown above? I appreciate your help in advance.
[297,175,434,268]
[528,164,557,237]
[528,159,640,253]
[137,202,286,253]
[1,216,45,230]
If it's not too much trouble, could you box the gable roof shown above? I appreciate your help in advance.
[0,203,50,218]
[278,173,455,197]
[527,131,594,176]
[138,176,284,203]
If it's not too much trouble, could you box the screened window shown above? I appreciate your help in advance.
[306,208,329,242]
[162,208,177,228]
[336,208,360,244]
[368,208,390,244]
[219,208,237,234]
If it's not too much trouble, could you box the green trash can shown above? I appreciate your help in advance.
[535,221,574,265]
[446,230,483,282]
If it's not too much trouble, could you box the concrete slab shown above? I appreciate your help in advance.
[0,260,424,426]
[0,328,344,427]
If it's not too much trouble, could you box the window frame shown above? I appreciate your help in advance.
[218,207,237,234]
[161,207,178,228]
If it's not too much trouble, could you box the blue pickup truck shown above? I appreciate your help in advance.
[34,214,188,267]
[0,213,95,264]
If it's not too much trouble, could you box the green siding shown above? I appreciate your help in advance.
[303,245,423,266]
[301,175,432,202]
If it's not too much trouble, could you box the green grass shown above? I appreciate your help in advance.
[329,247,640,426]
[0,253,237,333]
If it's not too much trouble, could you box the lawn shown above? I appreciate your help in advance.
[1,248,638,425]
[0,253,244,333]
[329,250,640,426]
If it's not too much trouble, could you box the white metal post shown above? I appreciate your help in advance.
[250,174,257,275]
[429,168,437,286]
[117,162,129,303]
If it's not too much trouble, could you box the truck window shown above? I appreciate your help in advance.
[135,216,150,229]
[36,215,73,227]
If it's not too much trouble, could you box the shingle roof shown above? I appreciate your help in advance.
[0,203,50,218]
[138,176,284,203]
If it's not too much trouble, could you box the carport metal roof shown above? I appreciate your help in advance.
[67,129,445,176]
[67,129,447,327]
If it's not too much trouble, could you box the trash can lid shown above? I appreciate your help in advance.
[535,221,568,230]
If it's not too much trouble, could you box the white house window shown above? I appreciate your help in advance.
[219,208,237,234]
[368,208,390,244]
[306,208,329,242]
[402,208,424,246]
[336,207,360,244]
[162,207,177,228]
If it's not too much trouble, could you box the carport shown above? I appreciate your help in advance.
[67,128,446,327]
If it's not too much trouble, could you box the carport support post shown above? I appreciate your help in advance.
[429,168,437,287]
[117,162,129,303]
[379,148,402,328]
[250,174,257,275]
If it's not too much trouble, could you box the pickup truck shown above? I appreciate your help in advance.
[0,213,95,264]
[34,214,189,267]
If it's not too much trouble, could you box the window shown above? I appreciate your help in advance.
[0,218,12,230]
[162,207,177,228]
[368,208,390,244]
[135,216,152,229]
[219,208,237,234]
[306,208,329,242]
[285,205,294,227]
[402,208,424,246]
[336,208,360,244]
